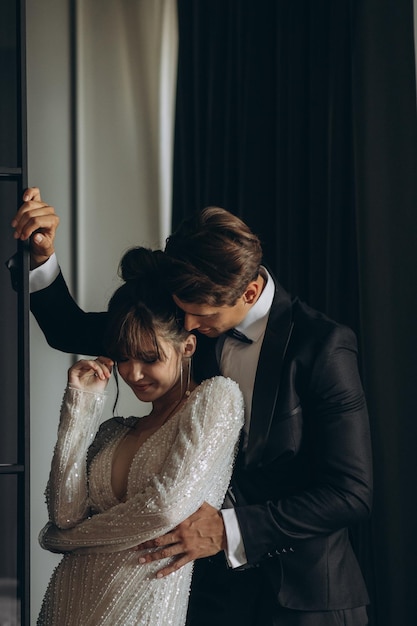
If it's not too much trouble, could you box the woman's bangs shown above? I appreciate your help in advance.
[113,317,167,363]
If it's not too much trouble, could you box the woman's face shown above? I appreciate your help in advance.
[117,339,183,403]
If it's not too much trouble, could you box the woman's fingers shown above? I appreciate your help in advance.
[68,358,114,389]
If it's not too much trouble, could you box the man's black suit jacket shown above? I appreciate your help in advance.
[31,272,372,611]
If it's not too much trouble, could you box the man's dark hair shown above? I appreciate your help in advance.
[164,207,263,306]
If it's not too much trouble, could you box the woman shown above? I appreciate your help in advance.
[37,247,244,626]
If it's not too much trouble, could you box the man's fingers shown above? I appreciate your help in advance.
[13,202,57,223]
[135,532,176,552]
[136,547,193,578]
[13,207,60,241]
[138,542,181,565]
[32,232,44,244]
[23,187,42,202]
[11,199,48,225]
[10,189,59,268]
[155,554,192,579]
[133,503,225,579]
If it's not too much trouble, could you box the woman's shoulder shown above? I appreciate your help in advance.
[188,377,244,430]
[193,377,244,414]
[196,375,242,396]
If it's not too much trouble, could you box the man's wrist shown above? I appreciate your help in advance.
[30,249,55,270]
[221,508,248,568]
[29,252,59,293]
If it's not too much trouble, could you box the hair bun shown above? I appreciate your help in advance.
[119,247,166,282]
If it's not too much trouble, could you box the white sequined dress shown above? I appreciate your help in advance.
[37,376,243,626]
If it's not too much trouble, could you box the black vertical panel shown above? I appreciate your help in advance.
[0,0,18,167]
[0,180,19,464]
[0,0,29,624]
[0,475,20,625]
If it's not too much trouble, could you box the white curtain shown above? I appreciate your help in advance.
[76,0,178,310]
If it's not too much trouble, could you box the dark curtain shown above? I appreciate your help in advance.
[353,2,417,626]
[172,0,359,333]
[172,1,417,625]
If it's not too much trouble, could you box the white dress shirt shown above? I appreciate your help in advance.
[29,253,60,292]
[219,267,275,568]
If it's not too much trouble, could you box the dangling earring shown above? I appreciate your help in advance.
[180,360,184,397]
[185,357,192,397]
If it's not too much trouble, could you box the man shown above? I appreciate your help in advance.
[12,188,372,625]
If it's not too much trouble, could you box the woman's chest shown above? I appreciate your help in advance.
[88,420,178,510]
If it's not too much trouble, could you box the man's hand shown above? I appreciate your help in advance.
[11,187,60,268]
[135,502,227,578]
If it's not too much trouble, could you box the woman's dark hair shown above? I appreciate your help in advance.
[164,207,263,306]
[103,247,189,363]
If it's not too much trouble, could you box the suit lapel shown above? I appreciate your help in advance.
[244,284,293,469]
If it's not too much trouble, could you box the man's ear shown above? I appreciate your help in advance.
[183,333,197,357]
[243,280,260,305]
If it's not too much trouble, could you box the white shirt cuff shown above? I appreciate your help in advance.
[29,253,60,294]
[221,508,248,568]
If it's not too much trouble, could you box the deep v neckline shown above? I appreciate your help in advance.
[110,403,186,503]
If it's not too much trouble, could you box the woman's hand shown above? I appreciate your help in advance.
[68,357,114,393]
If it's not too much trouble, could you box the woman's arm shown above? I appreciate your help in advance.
[46,359,112,528]
[40,377,244,554]
[46,387,107,529]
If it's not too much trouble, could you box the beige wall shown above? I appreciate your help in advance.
[27,1,73,620]
[26,1,177,621]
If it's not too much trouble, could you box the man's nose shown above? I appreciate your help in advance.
[184,314,200,332]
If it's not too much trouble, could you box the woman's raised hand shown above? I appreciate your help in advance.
[68,357,114,393]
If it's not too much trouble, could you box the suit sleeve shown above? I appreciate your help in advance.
[30,271,107,355]
[39,377,244,554]
[236,326,373,564]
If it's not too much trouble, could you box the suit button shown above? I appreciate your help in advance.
[275,549,281,556]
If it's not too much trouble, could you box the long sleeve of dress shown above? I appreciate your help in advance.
[46,386,107,529]
[40,377,244,555]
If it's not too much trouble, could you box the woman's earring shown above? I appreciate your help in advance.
[185,358,192,397]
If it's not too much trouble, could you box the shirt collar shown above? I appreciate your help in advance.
[234,266,275,342]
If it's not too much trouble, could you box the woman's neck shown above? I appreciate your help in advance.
[150,378,197,420]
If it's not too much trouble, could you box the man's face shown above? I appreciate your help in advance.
[173,294,248,338]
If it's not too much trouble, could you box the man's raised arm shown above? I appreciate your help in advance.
[11,188,107,356]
